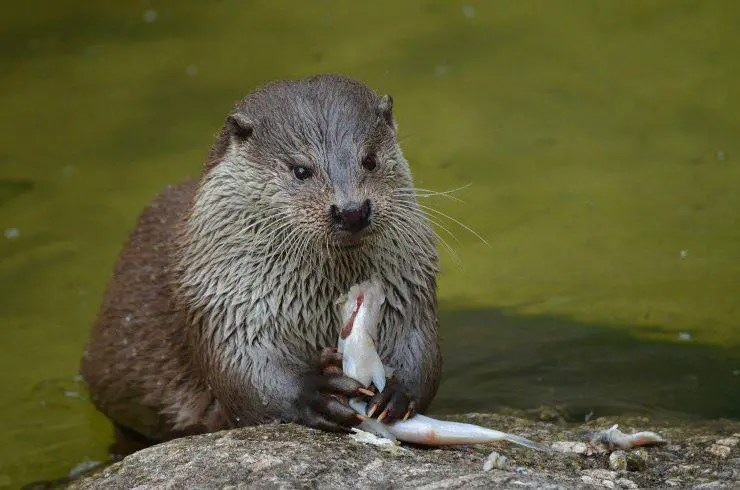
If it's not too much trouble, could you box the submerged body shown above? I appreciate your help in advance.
[339,281,552,452]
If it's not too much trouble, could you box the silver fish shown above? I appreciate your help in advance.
[337,281,552,452]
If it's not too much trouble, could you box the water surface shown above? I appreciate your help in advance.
[1,1,738,487]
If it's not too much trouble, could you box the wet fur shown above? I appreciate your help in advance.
[81,74,441,441]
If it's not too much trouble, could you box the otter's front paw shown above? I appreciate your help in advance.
[297,372,371,432]
[367,377,415,424]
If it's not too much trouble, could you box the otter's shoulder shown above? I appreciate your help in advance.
[140,180,198,228]
[107,180,197,283]
[129,180,196,243]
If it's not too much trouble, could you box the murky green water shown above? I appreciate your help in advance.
[1,1,738,486]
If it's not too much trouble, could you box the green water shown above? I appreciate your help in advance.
[1,1,739,486]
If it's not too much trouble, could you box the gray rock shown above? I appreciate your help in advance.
[716,438,738,448]
[608,450,627,471]
[707,444,732,459]
[483,450,511,472]
[70,413,740,489]
[553,441,589,454]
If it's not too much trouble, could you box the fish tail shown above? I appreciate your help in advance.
[503,434,554,453]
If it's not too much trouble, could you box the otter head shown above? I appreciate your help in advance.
[179,74,438,348]
[195,74,419,257]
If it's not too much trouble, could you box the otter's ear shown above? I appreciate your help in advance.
[377,94,395,130]
[225,112,254,142]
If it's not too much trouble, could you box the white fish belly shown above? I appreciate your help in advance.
[351,401,509,446]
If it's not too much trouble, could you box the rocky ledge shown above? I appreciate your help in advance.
[71,413,739,489]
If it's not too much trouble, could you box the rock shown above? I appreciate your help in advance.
[67,414,740,489]
[626,448,648,471]
[695,482,728,488]
[716,437,738,448]
[348,428,411,456]
[68,424,570,489]
[552,441,588,454]
[482,451,511,471]
[615,477,638,489]
[609,450,627,471]
[581,475,599,486]
[706,444,732,458]
[582,469,618,480]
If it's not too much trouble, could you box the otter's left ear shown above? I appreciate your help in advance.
[225,112,254,142]
[377,94,395,130]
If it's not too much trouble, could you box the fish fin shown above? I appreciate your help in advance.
[358,419,397,443]
[343,355,358,383]
[371,354,387,392]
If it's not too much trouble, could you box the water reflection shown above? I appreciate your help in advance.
[436,306,740,421]
[1,0,739,487]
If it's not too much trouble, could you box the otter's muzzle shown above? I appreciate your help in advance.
[331,200,372,233]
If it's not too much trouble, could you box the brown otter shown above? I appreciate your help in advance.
[81,74,441,445]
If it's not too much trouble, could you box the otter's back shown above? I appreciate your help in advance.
[81,180,217,440]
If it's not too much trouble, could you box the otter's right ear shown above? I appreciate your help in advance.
[225,112,254,142]
[377,94,395,130]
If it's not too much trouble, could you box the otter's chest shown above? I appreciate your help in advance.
[245,261,416,350]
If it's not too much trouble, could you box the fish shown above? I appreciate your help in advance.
[591,424,665,450]
[337,280,552,452]
[337,281,388,392]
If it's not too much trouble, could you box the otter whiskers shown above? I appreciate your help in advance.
[394,186,489,246]
[385,206,460,265]
[391,199,463,247]
[396,184,470,202]
[389,197,460,263]
[391,186,491,263]
[244,209,325,278]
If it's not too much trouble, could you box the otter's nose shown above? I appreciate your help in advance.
[331,200,372,233]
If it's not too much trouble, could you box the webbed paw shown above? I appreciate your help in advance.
[296,348,374,432]
[366,377,415,424]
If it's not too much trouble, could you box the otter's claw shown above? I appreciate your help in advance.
[298,372,371,431]
[309,393,364,430]
[302,407,364,433]
[367,378,414,424]
[402,400,416,421]
[318,347,375,397]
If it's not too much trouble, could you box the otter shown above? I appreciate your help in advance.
[81,74,441,445]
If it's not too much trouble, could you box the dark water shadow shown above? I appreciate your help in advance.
[0,5,191,68]
[0,178,35,208]
[433,306,740,422]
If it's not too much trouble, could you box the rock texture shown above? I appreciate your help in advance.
[70,414,740,489]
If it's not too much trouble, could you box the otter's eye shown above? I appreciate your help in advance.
[292,165,312,181]
[361,153,377,171]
